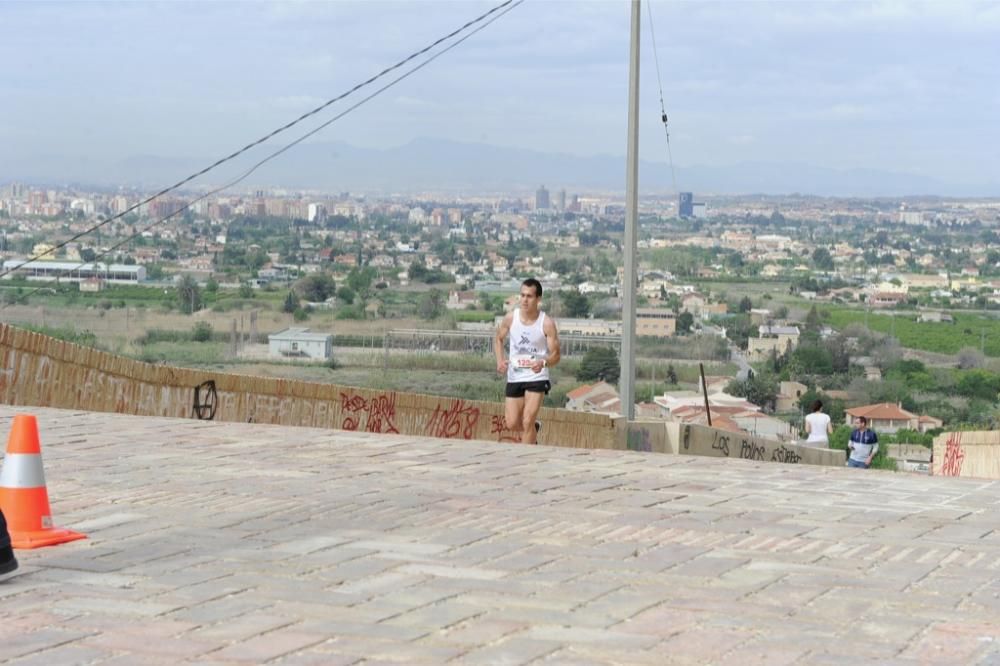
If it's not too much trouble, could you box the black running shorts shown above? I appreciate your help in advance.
[505,380,551,398]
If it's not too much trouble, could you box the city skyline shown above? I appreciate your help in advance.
[1,1,998,195]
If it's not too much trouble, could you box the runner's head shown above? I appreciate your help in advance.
[520,279,543,313]
[521,278,542,298]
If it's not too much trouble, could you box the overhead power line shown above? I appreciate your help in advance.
[2,0,523,309]
[646,0,678,195]
[0,0,519,283]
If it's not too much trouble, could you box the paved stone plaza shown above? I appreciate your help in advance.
[1,405,999,664]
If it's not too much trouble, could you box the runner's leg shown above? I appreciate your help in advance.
[521,391,545,444]
[505,397,524,441]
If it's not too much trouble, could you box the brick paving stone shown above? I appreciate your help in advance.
[380,600,485,633]
[425,618,527,647]
[166,594,275,624]
[298,632,457,663]
[211,630,328,662]
[457,637,561,665]
[524,625,659,649]
[80,630,222,659]
[94,653,185,665]
[656,627,755,664]
[6,644,113,666]
[49,596,180,617]
[193,612,299,642]
[0,629,94,662]
[267,652,362,666]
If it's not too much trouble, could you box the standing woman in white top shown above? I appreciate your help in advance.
[803,399,833,447]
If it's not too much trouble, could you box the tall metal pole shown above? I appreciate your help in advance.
[620,0,641,420]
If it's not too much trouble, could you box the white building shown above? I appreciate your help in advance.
[267,328,332,360]
[1,260,145,284]
[307,203,326,222]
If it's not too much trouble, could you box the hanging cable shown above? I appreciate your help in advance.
[1,0,523,309]
[646,0,678,196]
[0,0,518,282]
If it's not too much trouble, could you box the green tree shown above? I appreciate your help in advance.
[790,344,834,377]
[336,286,356,305]
[550,257,577,275]
[295,273,336,302]
[738,296,753,313]
[238,283,254,299]
[676,311,694,335]
[956,370,1000,402]
[283,290,300,314]
[347,266,378,294]
[804,305,822,336]
[408,261,429,282]
[176,275,201,314]
[560,290,590,318]
[812,247,835,271]
[577,347,620,383]
[726,372,779,411]
[418,289,445,320]
[204,277,219,293]
[666,364,678,385]
[145,264,165,280]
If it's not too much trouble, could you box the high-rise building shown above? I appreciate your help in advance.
[679,192,694,218]
[558,189,567,211]
[535,185,550,211]
[307,203,327,222]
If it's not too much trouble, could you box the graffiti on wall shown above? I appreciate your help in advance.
[940,432,965,476]
[739,439,766,461]
[427,399,480,439]
[490,415,520,442]
[340,391,400,434]
[711,431,730,457]
[770,445,802,464]
[706,428,802,464]
[192,380,218,420]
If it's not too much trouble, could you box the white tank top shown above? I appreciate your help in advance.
[507,309,550,383]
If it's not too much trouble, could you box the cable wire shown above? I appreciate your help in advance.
[2,0,523,309]
[646,0,678,196]
[0,0,517,282]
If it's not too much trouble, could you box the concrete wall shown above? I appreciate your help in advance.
[932,431,1000,479]
[0,324,613,449]
[610,419,842,467]
[0,323,841,468]
[674,422,844,467]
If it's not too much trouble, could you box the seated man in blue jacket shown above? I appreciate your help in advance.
[848,416,879,469]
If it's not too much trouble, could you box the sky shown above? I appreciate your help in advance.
[1,0,998,190]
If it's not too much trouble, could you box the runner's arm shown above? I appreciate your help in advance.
[495,313,512,373]
[543,316,561,368]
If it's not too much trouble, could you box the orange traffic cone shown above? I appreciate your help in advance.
[0,414,86,549]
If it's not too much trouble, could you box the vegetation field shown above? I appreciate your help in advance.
[822,307,1000,357]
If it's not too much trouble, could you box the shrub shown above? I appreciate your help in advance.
[191,321,213,342]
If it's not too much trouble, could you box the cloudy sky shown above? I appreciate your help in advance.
[1,0,998,189]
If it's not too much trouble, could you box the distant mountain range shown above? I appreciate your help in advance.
[6,137,998,198]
